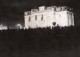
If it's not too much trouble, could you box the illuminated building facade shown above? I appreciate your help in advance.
[24,6,74,29]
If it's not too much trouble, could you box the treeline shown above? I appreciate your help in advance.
[0,26,80,57]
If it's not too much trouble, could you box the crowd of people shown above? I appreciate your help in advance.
[0,26,80,57]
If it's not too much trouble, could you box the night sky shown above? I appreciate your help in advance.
[0,0,80,27]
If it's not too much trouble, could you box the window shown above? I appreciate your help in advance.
[35,15,37,20]
[28,17,31,22]
[41,14,43,20]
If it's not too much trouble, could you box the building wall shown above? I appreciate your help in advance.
[24,6,74,29]
[67,11,74,26]
[55,11,69,26]
[25,10,55,29]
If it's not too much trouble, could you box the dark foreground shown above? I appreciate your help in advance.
[0,26,80,57]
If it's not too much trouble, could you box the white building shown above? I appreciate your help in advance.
[24,6,74,29]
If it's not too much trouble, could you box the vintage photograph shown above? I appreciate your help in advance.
[0,0,80,57]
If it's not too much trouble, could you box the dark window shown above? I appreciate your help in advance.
[35,15,37,20]
[28,17,31,21]
[41,15,43,20]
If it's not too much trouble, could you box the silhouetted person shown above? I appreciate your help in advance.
[52,22,56,26]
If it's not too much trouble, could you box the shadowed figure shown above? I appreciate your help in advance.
[52,22,56,26]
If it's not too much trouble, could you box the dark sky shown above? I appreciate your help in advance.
[0,0,80,27]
